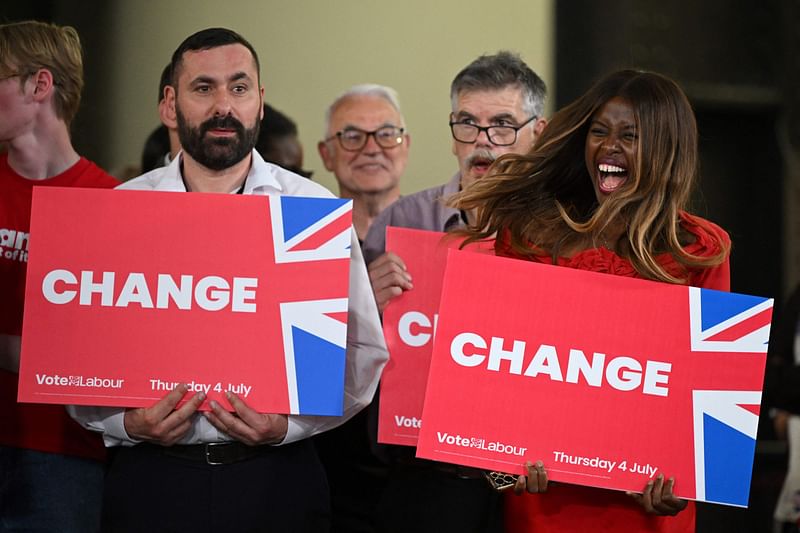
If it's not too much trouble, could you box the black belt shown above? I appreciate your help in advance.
[147,441,272,465]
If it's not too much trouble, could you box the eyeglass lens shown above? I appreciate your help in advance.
[338,127,403,150]
[451,124,518,146]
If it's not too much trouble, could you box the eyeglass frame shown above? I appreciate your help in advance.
[449,115,538,146]
[325,125,406,152]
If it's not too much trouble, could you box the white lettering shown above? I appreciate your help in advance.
[156,274,193,310]
[606,356,642,391]
[565,349,604,387]
[394,415,422,428]
[195,276,229,311]
[231,277,258,312]
[14,231,29,251]
[0,229,16,248]
[488,336,526,374]
[451,333,672,397]
[399,311,433,347]
[523,344,563,381]
[42,269,78,304]
[36,373,124,389]
[450,332,487,367]
[41,269,259,313]
[115,273,154,308]
[35,373,69,386]
[642,361,671,397]
[79,270,115,306]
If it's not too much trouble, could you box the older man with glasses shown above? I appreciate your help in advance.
[360,51,547,533]
[364,51,547,307]
[319,84,410,243]
[315,84,409,533]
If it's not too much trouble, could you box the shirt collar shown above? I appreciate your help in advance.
[151,150,285,194]
[242,150,284,194]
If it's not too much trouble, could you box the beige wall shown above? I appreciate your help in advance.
[104,0,554,194]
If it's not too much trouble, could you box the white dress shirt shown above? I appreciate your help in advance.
[68,151,388,446]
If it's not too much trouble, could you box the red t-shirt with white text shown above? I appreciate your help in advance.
[0,153,118,460]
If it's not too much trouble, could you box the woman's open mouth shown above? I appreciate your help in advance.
[597,163,628,193]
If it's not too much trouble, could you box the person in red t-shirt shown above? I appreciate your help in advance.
[452,70,731,532]
[0,20,118,532]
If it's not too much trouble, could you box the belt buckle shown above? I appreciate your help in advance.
[204,442,227,465]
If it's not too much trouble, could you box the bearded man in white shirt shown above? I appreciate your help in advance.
[70,27,387,533]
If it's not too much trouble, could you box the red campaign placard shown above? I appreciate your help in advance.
[18,187,353,416]
[379,228,459,444]
[379,227,493,445]
[416,250,772,507]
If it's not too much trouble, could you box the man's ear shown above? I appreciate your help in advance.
[318,140,335,172]
[160,85,178,129]
[30,69,54,102]
[533,117,548,138]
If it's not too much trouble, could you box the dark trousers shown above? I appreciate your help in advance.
[0,446,104,533]
[314,409,388,533]
[373,463,503,533]
[101,440,329,533]
[316,401,503,533]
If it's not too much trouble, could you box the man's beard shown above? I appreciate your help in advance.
[176,107,260,171]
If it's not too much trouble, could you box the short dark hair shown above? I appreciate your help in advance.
[170,28,260,89]
[451,51,546,119]
[259,104,298,141]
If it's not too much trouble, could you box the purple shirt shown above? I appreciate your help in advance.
[362,172,463,265]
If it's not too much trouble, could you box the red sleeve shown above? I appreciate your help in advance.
[690,258,730,291]
[680,211,731,292]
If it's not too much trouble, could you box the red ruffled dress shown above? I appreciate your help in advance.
[496,211,731,533]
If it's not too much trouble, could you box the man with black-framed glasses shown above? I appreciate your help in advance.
[319,84,410,242]
[364,51,547,272]
[361,51,547,533]
[449,104,545,206]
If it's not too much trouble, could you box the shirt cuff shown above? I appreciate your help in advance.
[279,416,305,445]
[101,410,139,446]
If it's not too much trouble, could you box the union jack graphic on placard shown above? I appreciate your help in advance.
[687,287,773,506]
[267,195,353,415]
[269,195,352,263]
[281,298,349,415]
[689,287,772,353]
[692,390,761,507]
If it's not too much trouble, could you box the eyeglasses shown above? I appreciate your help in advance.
[326,126,405,152]
[449,115,537,146]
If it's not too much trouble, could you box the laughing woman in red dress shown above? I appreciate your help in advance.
[453,69,730,532]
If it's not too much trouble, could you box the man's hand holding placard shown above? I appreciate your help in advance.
[123,384,205,446]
